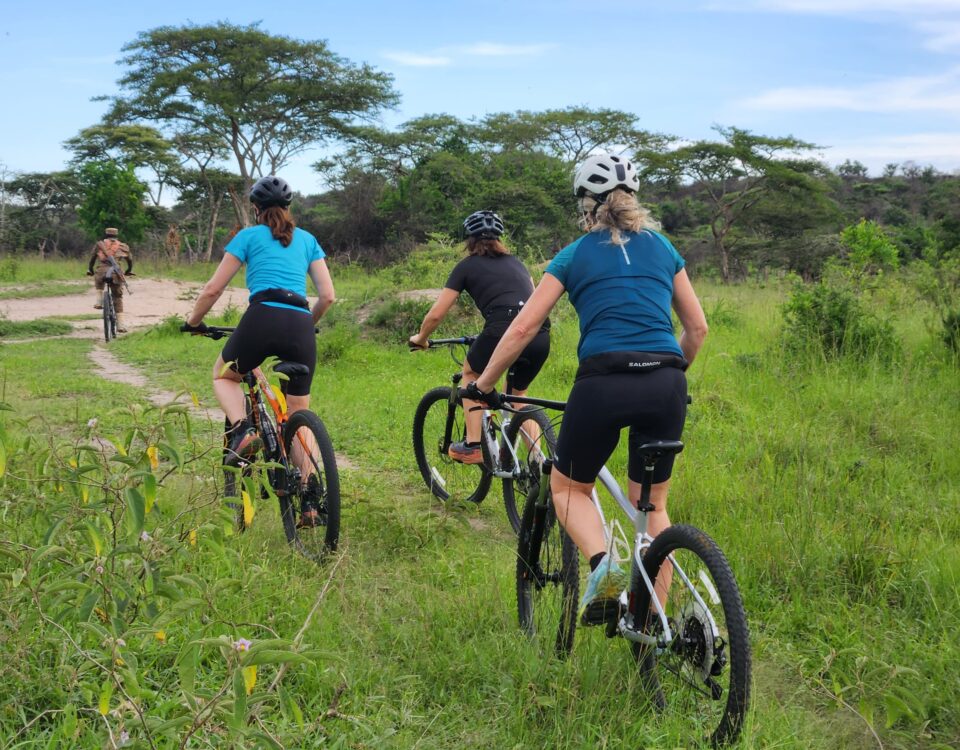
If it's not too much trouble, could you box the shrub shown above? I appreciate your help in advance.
[781,280,899,360]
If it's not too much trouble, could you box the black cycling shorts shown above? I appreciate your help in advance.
[220,304,316,396]
[466,324,550,392]
[554,365,687,484]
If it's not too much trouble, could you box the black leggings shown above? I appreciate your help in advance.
[220,304,316,396]
[466,324,550,392]
[554,367,688,484]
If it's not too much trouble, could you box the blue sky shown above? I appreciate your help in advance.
[2,0,959,193]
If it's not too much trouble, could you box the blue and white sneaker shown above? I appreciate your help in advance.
[579,555,628,626]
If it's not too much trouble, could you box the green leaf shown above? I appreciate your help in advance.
[78,589,100,622]
[143,473,157,513]
[125,487,146,536]
[158,441,182,470]
[0,435,6,478]
[244,650,312,668]
[42,518,66,546]
[232,668,247,729]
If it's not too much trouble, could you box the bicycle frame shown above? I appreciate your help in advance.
[505,393,718,654]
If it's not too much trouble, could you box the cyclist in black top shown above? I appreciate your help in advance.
[409,210,551,464]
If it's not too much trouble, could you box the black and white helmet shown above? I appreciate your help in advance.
[573,153,639,197]
[250,175,293,209]
[463,210,505,239]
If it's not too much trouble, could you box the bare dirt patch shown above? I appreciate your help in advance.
[0,278,249,337]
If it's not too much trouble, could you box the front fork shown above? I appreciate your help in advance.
[518,459,553,585]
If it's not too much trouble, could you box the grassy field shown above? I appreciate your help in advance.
[0,248,957,749]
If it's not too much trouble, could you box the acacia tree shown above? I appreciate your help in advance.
[5,171,85,256]
[642,126,826,281]
[477,106,669,164]
[103,22,398,225]
[64,124,179,206]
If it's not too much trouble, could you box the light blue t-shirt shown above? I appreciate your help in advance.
[545,229,685,360]
[225,225,324,313]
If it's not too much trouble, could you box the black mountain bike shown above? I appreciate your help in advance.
[184,326,340,561]
[100,256,130,342]
[411,336,556,533]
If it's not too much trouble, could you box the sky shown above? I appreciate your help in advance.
[2,0,960,194]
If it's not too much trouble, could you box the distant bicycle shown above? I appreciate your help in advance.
[505,391,751,747]
[183,325,340,560]
[411,336,556,533]
[99,255,130,342]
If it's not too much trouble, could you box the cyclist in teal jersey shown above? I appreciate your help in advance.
[467,154,708,621]
[182,176,336,476]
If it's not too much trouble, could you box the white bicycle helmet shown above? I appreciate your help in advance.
[573,153,640,197]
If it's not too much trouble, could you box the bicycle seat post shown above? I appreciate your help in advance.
[638,464,656,514]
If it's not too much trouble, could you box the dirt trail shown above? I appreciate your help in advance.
[0,278,249,337]
[1,277,358,470]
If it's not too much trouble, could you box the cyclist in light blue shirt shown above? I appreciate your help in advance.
[469,154,708,623]
[183,176,335,512]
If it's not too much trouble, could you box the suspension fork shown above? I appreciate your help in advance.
[443,372,464,452]
[520,460,553,582]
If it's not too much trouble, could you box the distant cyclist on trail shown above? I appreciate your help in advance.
[181,175,336,522]
[87,227,133,332]
[467,154,708,622]
[409,210,551,465]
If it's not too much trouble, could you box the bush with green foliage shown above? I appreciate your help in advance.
[840,219,900,275]
[781,280,899,360]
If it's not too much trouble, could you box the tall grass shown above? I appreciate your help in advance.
[0,261,956,748]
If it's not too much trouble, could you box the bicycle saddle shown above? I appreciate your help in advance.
[635,440,684,462]
[274,362,310,379]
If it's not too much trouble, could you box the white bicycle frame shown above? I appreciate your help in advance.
[590,466,721,652]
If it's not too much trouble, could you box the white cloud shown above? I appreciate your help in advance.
[382,51,451,67]
[916,21,960,52]
[382,41,553,67]
[705,1,960,12]
[823,132,960,172]
[741,66,960,115]
[456,42,554,57]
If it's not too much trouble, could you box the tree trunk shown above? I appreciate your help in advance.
[204,195,222,262]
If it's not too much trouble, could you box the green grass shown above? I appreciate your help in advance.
[0,318,73,339]
[0,281,88,301]
[0,260,957,748]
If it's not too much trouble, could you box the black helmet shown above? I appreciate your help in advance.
[250,175,293,209]
[463,210,504,239]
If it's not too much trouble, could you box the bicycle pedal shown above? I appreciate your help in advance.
[580,598,622,628]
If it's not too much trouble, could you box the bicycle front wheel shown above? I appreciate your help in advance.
[102,288,115,342]
[516,486,579,658]
[281,409,341,559]
[412,386,492,505]
[501,406,557,535]
[633,524,751,747]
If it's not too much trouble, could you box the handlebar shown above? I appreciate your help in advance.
[409,335,478,352]
[181,324,319,340]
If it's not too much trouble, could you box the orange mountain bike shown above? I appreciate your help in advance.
[184,325,340,560]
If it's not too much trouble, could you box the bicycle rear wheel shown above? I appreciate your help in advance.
[632,524,750,747]
[412,386,492,505]
[501,407,557,534]
[102,288,115,342]
[281,409,340,560]
[516,486,579,657]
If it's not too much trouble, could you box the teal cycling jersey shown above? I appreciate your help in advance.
[225,225,324,313]
[545,229,685,360]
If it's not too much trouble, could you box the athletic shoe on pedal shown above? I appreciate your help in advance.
[298,475,326,528]
[224,423,262,466]
[579,555,628,626]
[448,441,483,464]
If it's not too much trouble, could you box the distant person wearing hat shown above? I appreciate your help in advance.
[86,227,134,332]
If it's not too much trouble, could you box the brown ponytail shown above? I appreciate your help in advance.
[465,236,510,257]
[259,206,296,247]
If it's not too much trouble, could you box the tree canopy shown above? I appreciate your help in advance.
[103,22,398,223]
